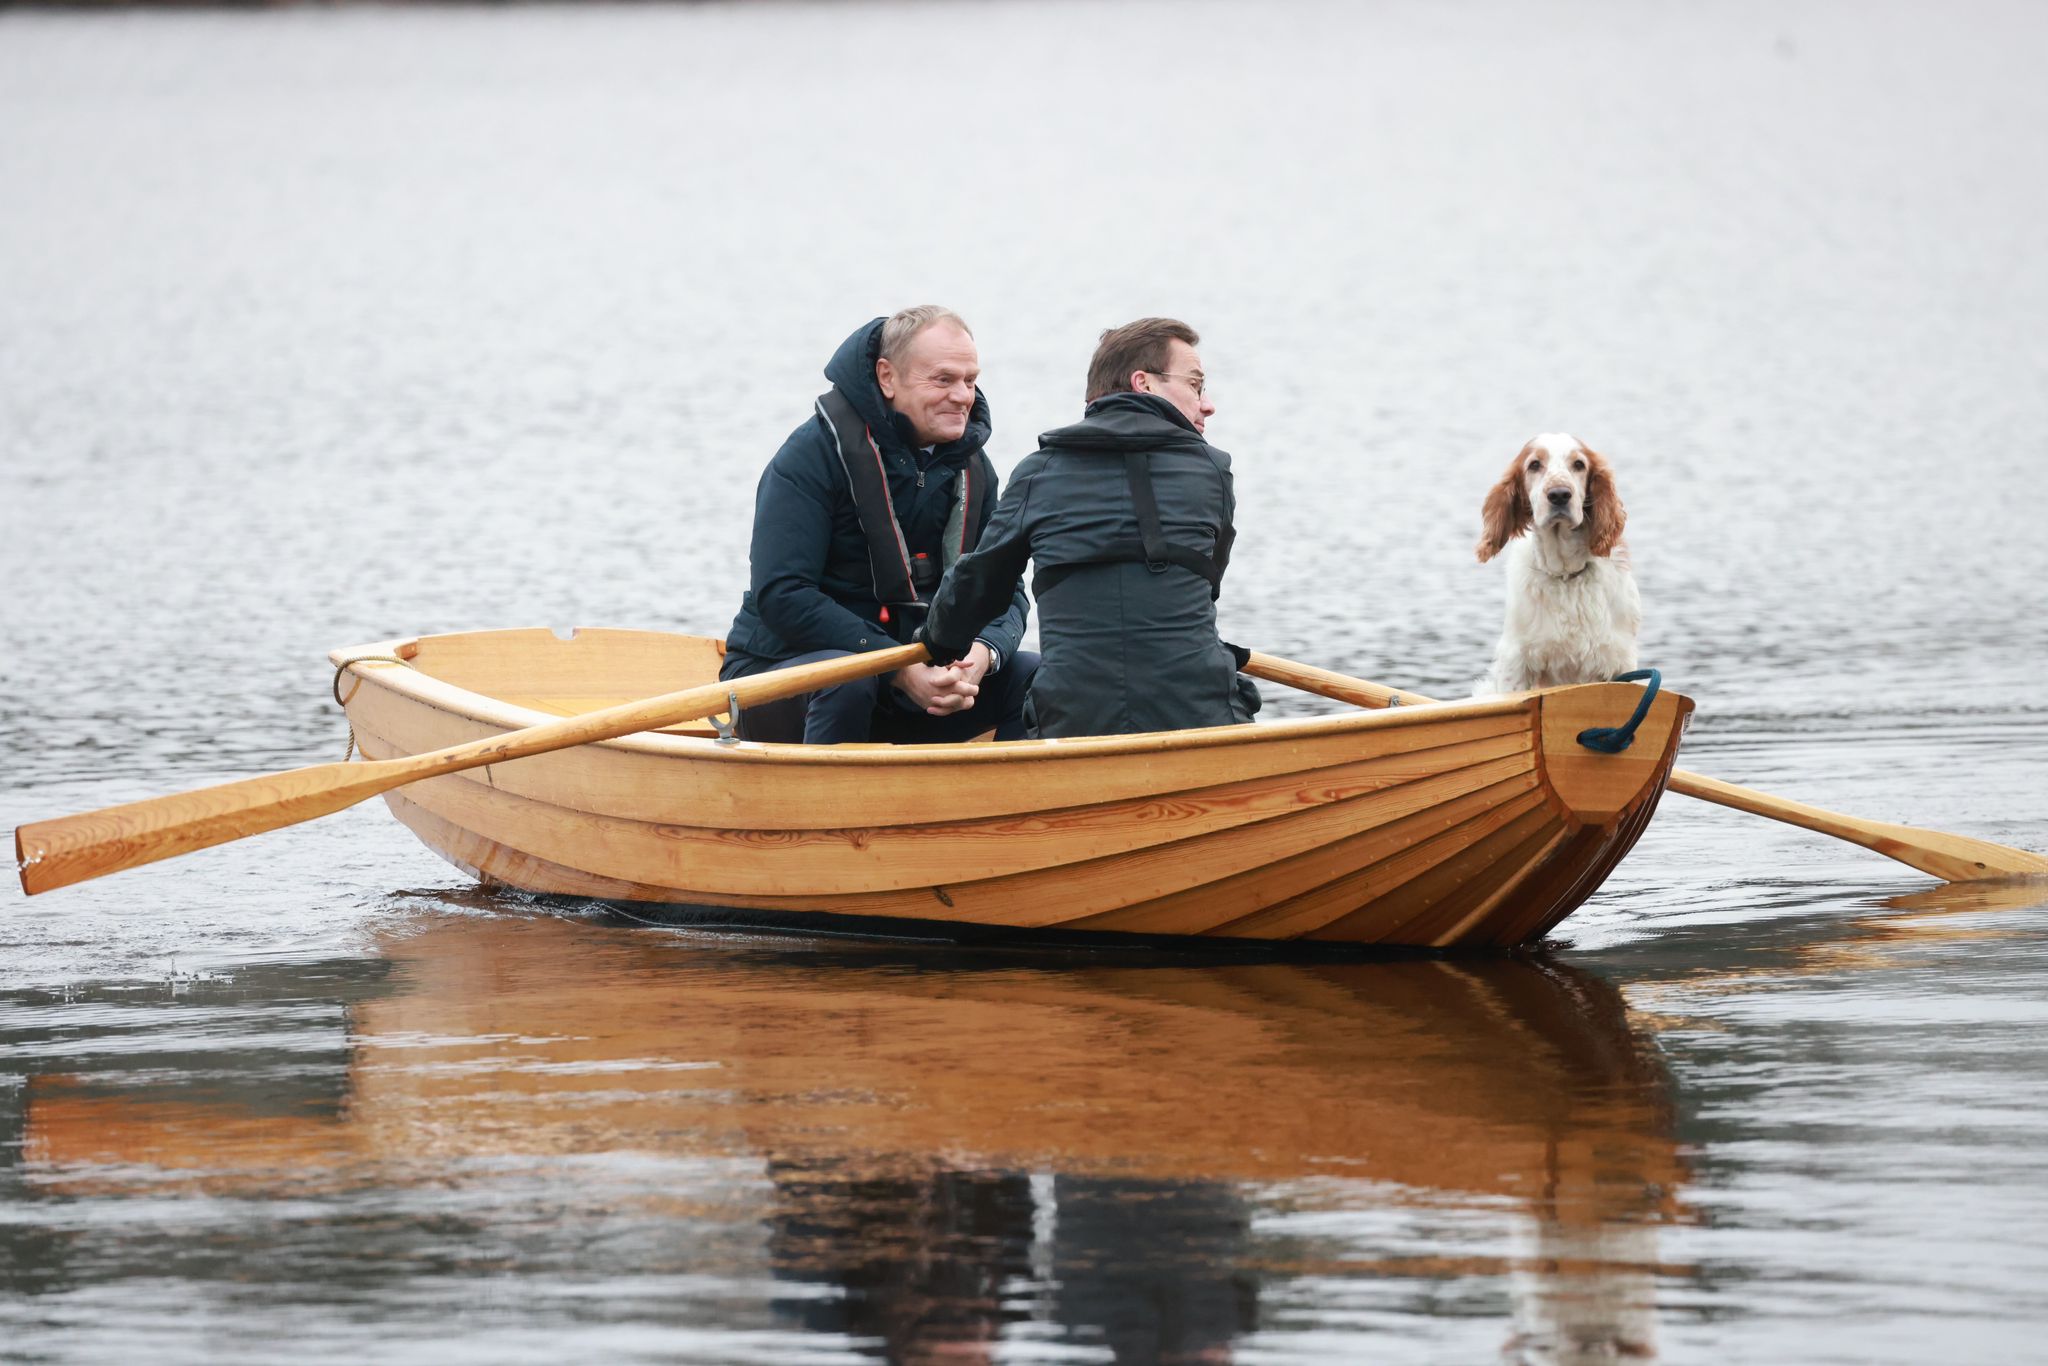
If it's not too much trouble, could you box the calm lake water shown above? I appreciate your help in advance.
[4,0,2048,1360]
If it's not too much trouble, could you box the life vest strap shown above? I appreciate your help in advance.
[816,388,994,639]
[817,389,918,611]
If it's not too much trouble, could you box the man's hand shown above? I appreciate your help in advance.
[893,642,992,717]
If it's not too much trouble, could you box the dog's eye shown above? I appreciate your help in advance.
[1572,459,1587,471]
[1526,461,1542,473]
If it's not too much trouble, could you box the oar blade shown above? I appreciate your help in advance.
[1856,821,2048,883]
[1667,770,2048,883]
[15,762,400,896]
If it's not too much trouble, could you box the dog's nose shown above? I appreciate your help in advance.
[1546,487,1573,509]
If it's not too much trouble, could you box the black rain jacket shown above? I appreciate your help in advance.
[722,319,1029,671]
[921,392,1256,738]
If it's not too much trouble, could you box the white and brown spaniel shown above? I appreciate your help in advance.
[1474,432,1640,694]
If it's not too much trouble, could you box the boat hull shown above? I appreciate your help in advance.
[333,628,1692,950]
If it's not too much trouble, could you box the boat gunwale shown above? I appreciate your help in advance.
[330,631,1618,767]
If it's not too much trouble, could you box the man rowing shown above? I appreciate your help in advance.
[720,307,1037,743]
[919,317,1259,737]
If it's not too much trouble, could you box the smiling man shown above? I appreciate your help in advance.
[720,308,1036,744]
[918,317,1259,738]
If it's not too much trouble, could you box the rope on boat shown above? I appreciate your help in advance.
[1576,668,1662,754]
[332,655,412,762]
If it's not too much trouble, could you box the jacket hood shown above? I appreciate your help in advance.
[823,317,992,462]
[1039,392,1209,453]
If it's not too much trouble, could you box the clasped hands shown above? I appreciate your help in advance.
[893,641,990,717]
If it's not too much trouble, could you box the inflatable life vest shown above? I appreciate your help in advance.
[1031,450,1233,601]
[816,388,993,640]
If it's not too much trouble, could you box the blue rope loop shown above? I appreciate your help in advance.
[1576,668,1662,754]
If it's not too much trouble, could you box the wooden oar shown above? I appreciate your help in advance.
[14,643,930,897]
[1243,652,2048,884]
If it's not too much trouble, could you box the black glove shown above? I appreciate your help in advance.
[913,623,964,668]
[1223,641,1252,670]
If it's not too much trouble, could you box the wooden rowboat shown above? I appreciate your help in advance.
[329,627,1694,951]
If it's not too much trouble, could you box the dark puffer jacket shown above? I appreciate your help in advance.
[920,392,1257,738]
[722,318,1030,670]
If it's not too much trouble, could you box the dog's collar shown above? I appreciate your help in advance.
[1533,519,1597,580]
[1531,549,1596,581]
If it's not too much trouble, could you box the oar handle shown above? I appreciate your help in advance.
[16,642,930,896]
[1241,653,1435,710]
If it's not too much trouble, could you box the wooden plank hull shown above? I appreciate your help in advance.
[333,628,1693,951]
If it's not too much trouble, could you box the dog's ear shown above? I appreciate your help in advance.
[1583,447,1627,557]
[1476,447,1534,562]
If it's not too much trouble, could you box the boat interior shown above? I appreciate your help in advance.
[386,627,735,737]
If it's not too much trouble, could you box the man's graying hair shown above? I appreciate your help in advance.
[1086,317,1200,403]
[879,306,972,365]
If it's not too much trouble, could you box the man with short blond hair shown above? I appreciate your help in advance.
[721,309,1036,743]
[878,305,969,368]
[919,318,1258,738]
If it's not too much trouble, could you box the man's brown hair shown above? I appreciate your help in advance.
[1084,317,1200,403]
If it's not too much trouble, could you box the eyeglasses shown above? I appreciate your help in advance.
[1146,370,1207,397]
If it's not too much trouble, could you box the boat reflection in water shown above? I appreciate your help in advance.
[22,912,1686,1361]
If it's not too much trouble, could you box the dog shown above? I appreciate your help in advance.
[1474,432,1640,694]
